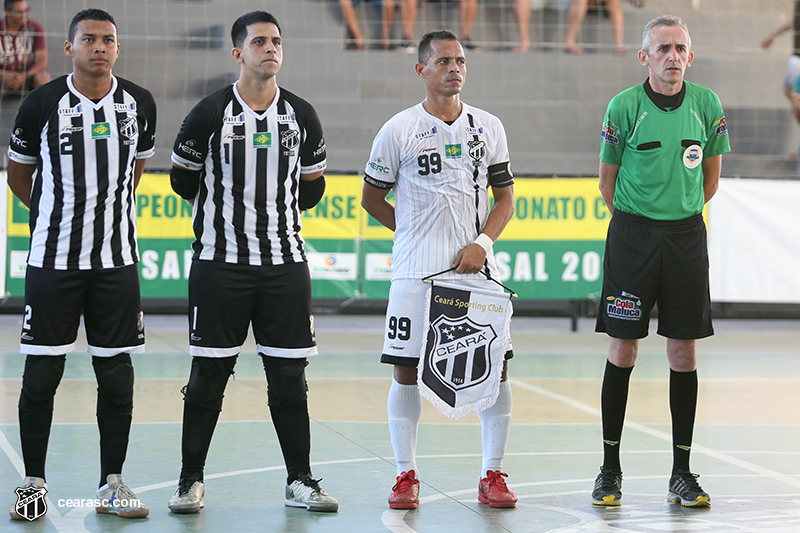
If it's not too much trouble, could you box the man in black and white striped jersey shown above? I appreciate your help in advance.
[167,10,337,515]
[6,8,155,520]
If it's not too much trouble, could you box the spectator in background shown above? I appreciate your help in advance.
[563,0,625,55]
[0,0,50,94]
[340,0,367,49]
[514,0,547,53]
[762,2,800,129]
[391,0,480,52]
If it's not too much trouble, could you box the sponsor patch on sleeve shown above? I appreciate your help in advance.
[713,116,728,137]
[601,120,620,146]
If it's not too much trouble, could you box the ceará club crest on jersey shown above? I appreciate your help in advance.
[468,139,486,164]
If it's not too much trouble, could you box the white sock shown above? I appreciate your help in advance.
[387,378,422,477]
[478,380,513,478]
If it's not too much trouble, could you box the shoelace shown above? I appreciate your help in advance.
[110,482,139,503]
[674,472,702,493]
[598,470,622,491]
[487,471,509,489]
[392,471,419,491]
[300,475,323,492]
[178,475,202,496]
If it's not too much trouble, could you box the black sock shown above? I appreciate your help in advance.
[180,403,221,481]
[269,401,311,485]
[670,369,698,473]
[601,360,634,471]
[18,408,53,480]
[98,413,132,486]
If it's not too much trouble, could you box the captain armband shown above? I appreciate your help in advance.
[488,161,514,188]
[299,175,326,210]
[364,174,393,190]
[170,166,202,200]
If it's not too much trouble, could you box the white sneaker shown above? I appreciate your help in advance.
[285,474,338,512]
[95,474,149,518]
[9,476,47,521]
[168,473,204,514]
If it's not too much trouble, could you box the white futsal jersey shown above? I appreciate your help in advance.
[364,102,513,281]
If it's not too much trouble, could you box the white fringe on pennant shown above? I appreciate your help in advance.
[417,281,513,420]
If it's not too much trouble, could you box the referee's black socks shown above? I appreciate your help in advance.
[669,368,698,473]
[601,360,635,472]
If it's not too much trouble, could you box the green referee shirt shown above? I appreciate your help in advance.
[599,79,731,220]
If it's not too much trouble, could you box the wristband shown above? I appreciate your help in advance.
[473,233,493,253]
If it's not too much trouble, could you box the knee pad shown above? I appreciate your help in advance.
[261,355,308,406]
[93,353,134,416]
[19,355,66,412]
[182,356,237,412]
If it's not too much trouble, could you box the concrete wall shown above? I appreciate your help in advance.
[0,0,794,176]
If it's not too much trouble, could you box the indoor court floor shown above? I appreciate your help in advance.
[1,313,799,533]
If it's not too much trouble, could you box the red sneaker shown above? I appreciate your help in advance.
[478,471,517,508]
[388,470,420,509]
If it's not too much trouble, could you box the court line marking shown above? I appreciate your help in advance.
[0,427,91,532]
[509,378,800,490]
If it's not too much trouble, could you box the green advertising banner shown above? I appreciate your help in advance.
[5,174,609,301]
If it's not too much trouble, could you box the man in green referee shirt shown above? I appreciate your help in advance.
[591,14,730,508]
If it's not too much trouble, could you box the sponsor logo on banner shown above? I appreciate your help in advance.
[253,133,271,148]
[468,140,486,163]
[307,252,357,280]
[365,253,393,280]
[606,293,642,320]
[601,121,619,145]
[683,144,703,169]
[445,144,462,158]
[368,156,390,175]
[714,116,728,137]
[58,103,82,117]
[114,102,136,113]
[91,122,111,140]
[13,485,48,521]
[428,315,496,390]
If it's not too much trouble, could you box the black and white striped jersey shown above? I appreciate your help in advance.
[172,83,326,266]
[8,74,157,270]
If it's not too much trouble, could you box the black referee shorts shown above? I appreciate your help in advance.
[595,210,713,340]
[188,260,317,358]
[21,265,145,356]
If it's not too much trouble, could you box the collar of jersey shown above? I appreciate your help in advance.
[233,82,279,120]
[417,101,466,128]
[67,73,118,110]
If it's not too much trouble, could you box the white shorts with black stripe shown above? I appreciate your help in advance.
[381,278,513,366]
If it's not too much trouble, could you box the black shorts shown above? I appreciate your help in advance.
[188,260,317,359]
[21,265,145,356]
[595,210,713,340]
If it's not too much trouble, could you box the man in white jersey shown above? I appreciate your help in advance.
[167,11,337,514]
[362,29,517,509]
[6,8,155,520]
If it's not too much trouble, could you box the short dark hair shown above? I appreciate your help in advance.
[4,0,24,12]
[68,9,116,43]
[417,30,459,64]
[231,11,281,48]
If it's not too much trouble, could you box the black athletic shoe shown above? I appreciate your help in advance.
[592,467,622,506]
[667,470,710,507]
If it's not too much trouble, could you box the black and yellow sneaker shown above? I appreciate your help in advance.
[592,467,622,506]
[667,470,710,507]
